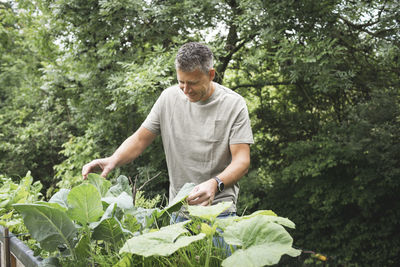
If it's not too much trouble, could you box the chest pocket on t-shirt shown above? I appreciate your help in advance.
[211,120,227,142]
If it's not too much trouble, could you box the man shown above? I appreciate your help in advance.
[82,42,253,214]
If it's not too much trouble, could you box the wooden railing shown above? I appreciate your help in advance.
[0,226,42,267]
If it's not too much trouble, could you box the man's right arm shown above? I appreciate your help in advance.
[82,126,157,179]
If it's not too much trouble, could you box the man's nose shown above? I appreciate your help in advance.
[182,83,190,93]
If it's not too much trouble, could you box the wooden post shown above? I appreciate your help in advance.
[4,227,11,267]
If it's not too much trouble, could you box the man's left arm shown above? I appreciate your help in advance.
[187,143,250,206]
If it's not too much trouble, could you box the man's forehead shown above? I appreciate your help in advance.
[176,69,206,79]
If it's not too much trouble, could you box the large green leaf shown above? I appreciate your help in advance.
[238,210,295,229]
[90,202,117,229]
[106,175,132,197]
[48,189,70,210]
[67,183,103,225]
[13,203,77,253]
[165,183,196,212]
[215,210,295,231]
[128,207,162,229]
[35,201,68,212]
[91,203,130,246]
[119,221,205,257]
[222,215,301,266]
[88,173,112,197]
[92,217,126,245]
[243,210,277,217]
[154,183,196,226]
[214,216,237,230]
[74,234,90,260]
[102,191,134,210]
[188,201,233,221]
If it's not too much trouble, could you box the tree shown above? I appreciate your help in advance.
[1,0,399,265]
[225,1,400,265]
[0,1,66,188]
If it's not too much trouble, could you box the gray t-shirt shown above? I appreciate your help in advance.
[142,82,254,212]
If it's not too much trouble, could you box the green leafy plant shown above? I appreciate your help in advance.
[0,172,42,233]
[0,172,48,257]
[14,174,300,266]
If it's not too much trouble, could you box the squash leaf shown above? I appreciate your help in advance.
[165,183,196,212]
[222,215,301,266]
[188,201,233,221]
[154,183,196,226]
[119,221,205,257]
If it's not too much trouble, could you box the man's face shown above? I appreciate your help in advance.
[176,68,215,102]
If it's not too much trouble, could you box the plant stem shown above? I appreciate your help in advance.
[229,244,235,254]
[204,235,213,267]
[68,243,77,261]
[179,249,194,267]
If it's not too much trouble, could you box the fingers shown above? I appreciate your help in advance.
[187,179,217,206]
[187,186,214,206]
[81,162,93,180]
[202,198,213,206]
[100,166,112,178]
[188,195,213,206]
[82,158,114,180]
[196,196,214,206]
[186,187,200,202]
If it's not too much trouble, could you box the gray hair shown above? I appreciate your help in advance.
[175,42,214,74]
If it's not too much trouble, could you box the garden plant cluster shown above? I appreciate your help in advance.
[7,173,300,266]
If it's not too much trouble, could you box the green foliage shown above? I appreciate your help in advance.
[1,0,399,265]
[13,174,164,265]
[188,201,233,222]
[0,2,65,187]
[14,203,78,254]
[67,183,104,225]
[225,1,400,265]
[222,216,300,267]
[120,221,206,257]
[14,178,299,266]
[0,172,43,233]
[54,134,101,189]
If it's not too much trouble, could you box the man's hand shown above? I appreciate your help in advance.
[187,178,218,206]
[82,127,157,180]
[82,157,116,179]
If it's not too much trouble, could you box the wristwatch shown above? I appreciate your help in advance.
[213,176,225,192]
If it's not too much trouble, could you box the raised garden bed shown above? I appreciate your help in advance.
[0,226,42,267]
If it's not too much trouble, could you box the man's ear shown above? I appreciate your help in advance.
[209,68,216,81]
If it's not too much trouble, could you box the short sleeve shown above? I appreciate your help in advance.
[229,102,254,145]
[141,93,164,135]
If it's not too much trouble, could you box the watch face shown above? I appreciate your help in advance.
[218,181,224,192]
[214,177,224,192]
